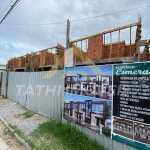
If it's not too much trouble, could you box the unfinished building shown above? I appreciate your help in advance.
[6,44,65,72]
[68,18,150,66]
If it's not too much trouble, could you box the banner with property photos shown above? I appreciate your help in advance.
[64,65,113,137]
[112,62,150,150]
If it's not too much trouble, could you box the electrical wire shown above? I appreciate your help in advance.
[70,5,150,22]
[0,0,14,19]
[8,0,25,16]
[1,5,150,26]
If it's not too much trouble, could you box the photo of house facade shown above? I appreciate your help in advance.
[113,117,150,145]
[65,74,112,100]
[113,117,134,139]
[64,65,112,135]
[134,123,150,145]
[64,100,107,132]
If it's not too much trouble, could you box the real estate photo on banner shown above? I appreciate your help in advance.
[112,62,150,150]
[64,65,113,137]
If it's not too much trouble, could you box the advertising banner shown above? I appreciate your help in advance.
[112,62,150,150]
[64,65,113,136]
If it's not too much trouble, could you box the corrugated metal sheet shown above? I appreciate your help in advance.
[7,71,64,122]
[5,70,138,150]
[1,71,7,97]
[62,118,137,150]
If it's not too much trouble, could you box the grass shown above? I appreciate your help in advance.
[30,121,105,150]
[9,124,36,149]
[21,111,34,118]
[8,121,105,150]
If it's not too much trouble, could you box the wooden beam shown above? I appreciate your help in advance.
[110,32,112,58]
[103,34,105,58]
[130,27,132,56]
[86,39,88,61]
[118,30,120,56]
[66,19,70,49]
[70,22,140,43]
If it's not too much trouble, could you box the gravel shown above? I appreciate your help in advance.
[0,97,49,135]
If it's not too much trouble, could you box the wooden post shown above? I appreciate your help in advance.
[130,27,132,56]
[81,40,82,61]
[137,17,142,62]
[25,55,27,72]
[86,39,88,61]
[110,32,112,58]
[103,34,105,58]
[0,72,3,94]
[66,19,70,49]
[56,46,60,69]
[118,30,120,56]
[5,70,9,98]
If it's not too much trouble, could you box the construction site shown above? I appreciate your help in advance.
[5,18,150,72]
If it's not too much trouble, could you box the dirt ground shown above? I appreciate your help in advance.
[0,120,25,150]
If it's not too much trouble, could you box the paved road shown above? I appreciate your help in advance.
[0,138,12,150]
[0,120,25,150]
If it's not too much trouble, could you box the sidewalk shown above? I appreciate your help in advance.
[0,138,11,150]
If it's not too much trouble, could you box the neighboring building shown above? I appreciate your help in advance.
[0,64,6,78]
[0,64,6,93]
[0,64,6,71]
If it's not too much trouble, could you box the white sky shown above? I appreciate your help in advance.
[0,0,150,64]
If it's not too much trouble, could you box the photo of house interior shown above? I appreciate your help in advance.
[64,74,112,100]
[134,123,150,145]
[113,117,134,139]
[64,100,108,132]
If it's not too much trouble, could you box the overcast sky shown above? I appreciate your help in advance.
[0,0,150,64]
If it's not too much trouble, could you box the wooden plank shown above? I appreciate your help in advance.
[118,30,120,56]
[130,27,131,56]
[110,32,112,58]
[70,22,140,43]
[103,34,105,58]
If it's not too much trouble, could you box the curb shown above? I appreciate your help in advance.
[0,116,31,150]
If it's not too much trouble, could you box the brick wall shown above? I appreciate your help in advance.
[58,46,65,65]
[72,44,87,63]
[46,52,56,65]
[7,60,10,69]
[140,45,149,62]
[26,54,31,68]
[87,34,103,60]
[125,44,136,57]
[33,53,40,68]
[17,56,25,68]
[13,58,18,68]
[104,41,126,58]
[40,50,48,66]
